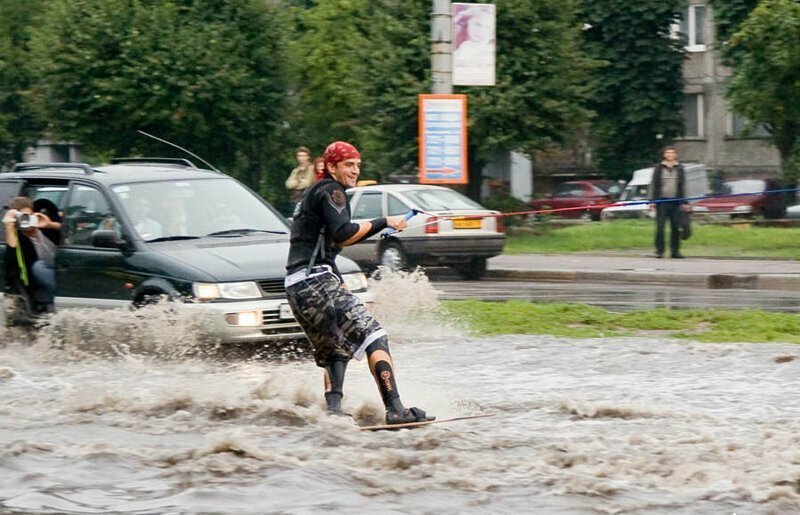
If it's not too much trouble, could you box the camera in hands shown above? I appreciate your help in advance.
[14,212,39,230]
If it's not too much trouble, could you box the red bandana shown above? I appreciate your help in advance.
[323,141,361,170]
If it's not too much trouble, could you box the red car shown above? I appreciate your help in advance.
[692,179,785,219]
[531,180,621,221]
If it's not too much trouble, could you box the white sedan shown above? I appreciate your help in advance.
[343,184,506,279]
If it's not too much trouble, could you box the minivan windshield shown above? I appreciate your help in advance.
[112,178,288,241]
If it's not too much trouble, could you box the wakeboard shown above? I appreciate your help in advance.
[359,413,494,431]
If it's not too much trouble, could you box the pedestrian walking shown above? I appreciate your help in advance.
[284,141,434,424]
[649,145,690,258]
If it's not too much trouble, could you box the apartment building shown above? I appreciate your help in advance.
[676,1,781,180]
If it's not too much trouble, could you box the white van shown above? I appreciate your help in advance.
[601,164,708,220]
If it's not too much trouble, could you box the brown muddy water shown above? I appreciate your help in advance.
[2,272,800,514]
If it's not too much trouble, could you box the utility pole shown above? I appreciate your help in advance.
[431,0,452,94]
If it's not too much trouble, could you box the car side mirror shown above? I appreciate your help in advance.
[92,229,126,250]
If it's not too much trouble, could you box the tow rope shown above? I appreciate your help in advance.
[384,187,800,235]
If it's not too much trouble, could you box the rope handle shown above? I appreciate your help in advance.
[382,210,420,238]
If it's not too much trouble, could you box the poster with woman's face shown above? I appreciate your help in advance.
[452,3,496,86]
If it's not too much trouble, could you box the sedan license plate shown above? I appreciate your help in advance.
[279,303,294,320]
[453,217,482,229]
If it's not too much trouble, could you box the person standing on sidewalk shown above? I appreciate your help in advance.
[285,146,315,203]
[284,141,435,425]
[649,146,690,258]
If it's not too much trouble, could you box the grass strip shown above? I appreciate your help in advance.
[505,220,800,259]
[445,300,800,343]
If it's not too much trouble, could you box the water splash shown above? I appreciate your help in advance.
[369,267,465,342]
[1,303,215,361]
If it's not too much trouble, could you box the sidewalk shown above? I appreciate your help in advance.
[487,253,800,290]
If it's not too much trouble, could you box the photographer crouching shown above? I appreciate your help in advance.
[3,196,62,318]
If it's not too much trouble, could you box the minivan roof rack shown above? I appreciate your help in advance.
[10,162,96,174]
[110,157,197,168]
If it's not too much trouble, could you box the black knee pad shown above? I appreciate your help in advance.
[365,335,390,357]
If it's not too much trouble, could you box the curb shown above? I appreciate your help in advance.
[486,269,800,291]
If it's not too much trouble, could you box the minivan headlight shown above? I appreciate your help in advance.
[193,281,261,301]
[342,272,368,293]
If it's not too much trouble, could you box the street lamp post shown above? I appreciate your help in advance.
[431,0,452,94]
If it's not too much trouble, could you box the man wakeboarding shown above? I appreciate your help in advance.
[284,141,434,425]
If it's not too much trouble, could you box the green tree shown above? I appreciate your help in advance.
[708,0,759,66]
[290,0,592,190]
[355,0,431,177]
[461,0,593,192]
[725,0,800,179]
[288,0,434,179]
[285,0,373,155]
[581,0,686,177]
[28,0,288,199]
[0,0,44,169]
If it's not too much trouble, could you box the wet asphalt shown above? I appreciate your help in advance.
[427,253,800,312]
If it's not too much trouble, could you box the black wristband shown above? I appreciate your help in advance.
[369,217,388,231]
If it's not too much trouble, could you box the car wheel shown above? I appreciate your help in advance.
[133,290,169,308]
[455,258,487,280]
[380,242,407,273]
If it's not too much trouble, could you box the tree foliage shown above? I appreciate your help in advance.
[725,0,800,178]
[287,0,372,148]
[286,0,430,178]
[289,0,592,189]
[356,0,432,176]
[28,0,288,198]
[5,0,697,199]
[580,0,686,177]
[708,0,759,66]
[462,0,592,158]
[0,0,44,169]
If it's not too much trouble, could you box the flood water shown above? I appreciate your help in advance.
[2,272,800,514]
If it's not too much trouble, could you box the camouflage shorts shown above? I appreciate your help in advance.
[286,272,384,367]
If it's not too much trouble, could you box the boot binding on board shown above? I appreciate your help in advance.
[385,406,435,425]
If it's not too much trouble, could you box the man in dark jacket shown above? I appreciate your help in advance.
[284,141,434,425]
[649,146,690,258]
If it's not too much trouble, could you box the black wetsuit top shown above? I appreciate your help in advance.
[286,178,387,275]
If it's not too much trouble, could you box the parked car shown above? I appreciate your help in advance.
[531,180,621,221]
[0,159,370,342]
[786,203,800,219]
[342,184,505,279]
[601,164,709,220]
[692,178,785,219]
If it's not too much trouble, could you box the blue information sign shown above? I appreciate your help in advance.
[418,94,468,184]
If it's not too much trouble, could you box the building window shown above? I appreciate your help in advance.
[680,4,706,52]
[727,112,771,139]
[681,93,704,138]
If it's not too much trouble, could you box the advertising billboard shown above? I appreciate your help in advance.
[452,3,496,86]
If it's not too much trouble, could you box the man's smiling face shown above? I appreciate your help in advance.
[328,158,361,188]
